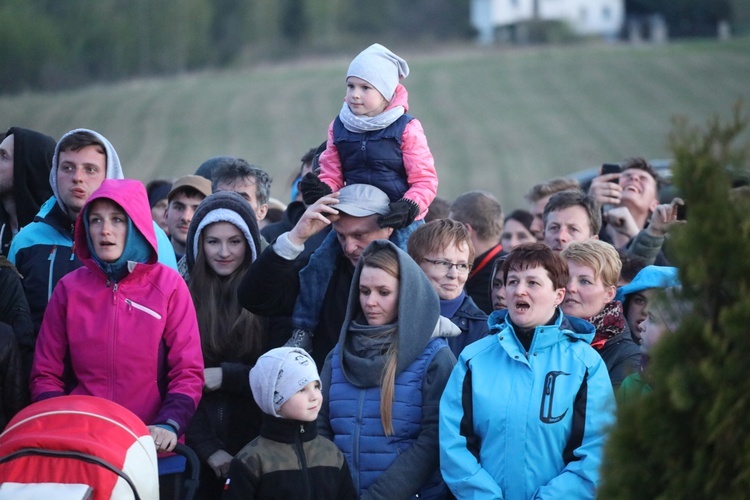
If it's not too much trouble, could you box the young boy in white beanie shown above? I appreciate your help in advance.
[288,43,438,351]
[222,347,356,499]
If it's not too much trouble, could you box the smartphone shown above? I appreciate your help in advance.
[676,202,687,221]
[601,163,621,183]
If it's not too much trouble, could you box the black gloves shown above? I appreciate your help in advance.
[378,198,420,230]
[299,172,332,205]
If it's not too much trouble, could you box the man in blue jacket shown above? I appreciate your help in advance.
[8,129,176,375]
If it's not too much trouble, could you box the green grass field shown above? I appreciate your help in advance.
[2,37,748,211]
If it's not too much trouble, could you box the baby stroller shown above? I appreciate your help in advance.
[0,395,197,499]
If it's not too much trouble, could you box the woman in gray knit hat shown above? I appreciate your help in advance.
[183,191,271,498]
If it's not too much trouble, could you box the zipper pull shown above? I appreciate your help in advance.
[299,424,305,434]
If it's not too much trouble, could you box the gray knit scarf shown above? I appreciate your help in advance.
[339,101,405,133]
[341,319,396,388]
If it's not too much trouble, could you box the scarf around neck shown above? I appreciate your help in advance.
[341,318,396,388]
[339,101,405,133]
[587,300,626,350]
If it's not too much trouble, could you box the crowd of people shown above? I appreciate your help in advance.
[0,43,688,499]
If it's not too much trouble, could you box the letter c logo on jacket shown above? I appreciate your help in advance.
[539,370,570,424]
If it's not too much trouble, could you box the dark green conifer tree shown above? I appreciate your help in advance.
[600,103,750,498]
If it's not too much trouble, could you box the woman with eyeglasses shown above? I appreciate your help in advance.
[407,219,489,356]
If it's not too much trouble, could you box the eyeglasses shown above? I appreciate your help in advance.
[422,258,472,274]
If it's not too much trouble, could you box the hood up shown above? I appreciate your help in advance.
[386,84,409,113]
[338,239,440,378]
[185,191,261,272]
[50,128,124,216]
[6,127,56,227]
[74,179,157,266]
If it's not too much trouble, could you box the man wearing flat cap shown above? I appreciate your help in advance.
[238,184,396,369]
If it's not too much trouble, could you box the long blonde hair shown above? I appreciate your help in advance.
[359,244,400,435]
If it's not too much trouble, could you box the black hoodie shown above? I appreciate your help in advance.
[0,127,55,256]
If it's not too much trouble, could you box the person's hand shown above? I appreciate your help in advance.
[378,198,420,229]
[604,206,640,239]
[148,425,177,453]
[646,198,686,237]
[204,367,222,392]
[299,172,333,205]
[207,449,234,478]
[588,173,622,206]
[288,193,341,246]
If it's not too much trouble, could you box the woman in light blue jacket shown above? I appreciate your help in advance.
[439,243,615,499]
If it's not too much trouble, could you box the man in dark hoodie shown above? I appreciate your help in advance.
[0,127,56,256]
[8,129,177,374]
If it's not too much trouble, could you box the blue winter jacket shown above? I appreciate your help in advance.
[333,114,412,203]
[439,309,615,500]
[328,338,447,497]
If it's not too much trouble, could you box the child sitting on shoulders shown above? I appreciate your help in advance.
[291,43,438,349]
[222,347,356,499]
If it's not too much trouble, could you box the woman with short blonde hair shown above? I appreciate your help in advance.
[561,239,640,388]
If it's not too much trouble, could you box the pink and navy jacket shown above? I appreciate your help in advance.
[318,84,437,219]
[30,179,204,436]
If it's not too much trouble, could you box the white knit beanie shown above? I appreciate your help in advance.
[250,347,320,418]
[347,43,409,102]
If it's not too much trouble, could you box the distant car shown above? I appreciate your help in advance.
[567,159,675,204]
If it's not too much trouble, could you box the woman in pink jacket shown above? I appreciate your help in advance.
[30,178,204,453]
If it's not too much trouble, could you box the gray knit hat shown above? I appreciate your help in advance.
[347,43,409,102]
[250,347,320,418]
[185,191,261,271]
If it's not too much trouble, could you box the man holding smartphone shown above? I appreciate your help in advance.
[588,158,662,249]
[589,157,684,264]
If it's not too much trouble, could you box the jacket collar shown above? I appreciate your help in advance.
[489,308,595,356]
[260,413,317,444]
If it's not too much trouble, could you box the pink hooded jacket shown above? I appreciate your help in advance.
[30,179,204,435]
[318,84,437,219]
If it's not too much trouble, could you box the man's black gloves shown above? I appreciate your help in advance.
[299,172,332,205]
[378,198,420,230]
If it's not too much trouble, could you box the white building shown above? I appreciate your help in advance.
[472,0,624,43]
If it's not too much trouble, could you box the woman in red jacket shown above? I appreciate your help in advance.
[30,178,204,452]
